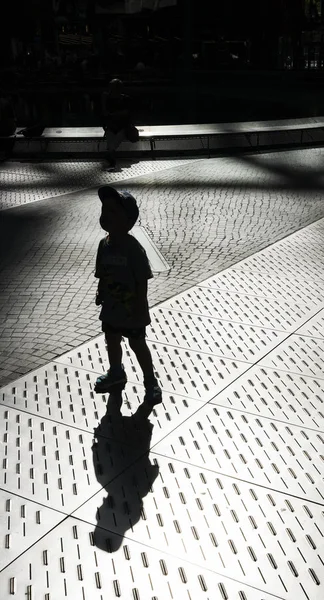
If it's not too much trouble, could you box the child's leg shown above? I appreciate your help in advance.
[94,330,125,392]
[105,331,123,369]
[128,337,155,381]
[128,335,162,403]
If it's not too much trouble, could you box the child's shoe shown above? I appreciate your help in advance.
[144,376,162,405]
[94,365,127,393]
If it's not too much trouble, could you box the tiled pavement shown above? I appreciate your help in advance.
[2,149,324,387]
[0,216,324,599]
[0,158,192,211]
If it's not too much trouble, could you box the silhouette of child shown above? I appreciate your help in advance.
[94,185,162,405]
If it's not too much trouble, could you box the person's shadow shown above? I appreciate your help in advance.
[92,391,159,552]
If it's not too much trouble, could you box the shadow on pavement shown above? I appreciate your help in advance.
[0,207,47,264]
[91,391,159,553]
[0,203,60,273]
[1,153,323,195]
[237,152,324,191]
[0,158,141,193]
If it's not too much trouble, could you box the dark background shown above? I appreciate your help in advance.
[1,0,324,126]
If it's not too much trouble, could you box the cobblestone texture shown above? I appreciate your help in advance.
[0,158,192,210]
[1,148,324,386]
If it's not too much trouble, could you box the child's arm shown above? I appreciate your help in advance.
[130,241,153,319]
[95,280,104,306]
[95,239,105,305]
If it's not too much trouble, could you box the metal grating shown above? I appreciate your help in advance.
[295,217,324,239]
[236,253,324,281]
[0,490,64,571]
[0,406,138,513]
[153,403,324,503]
[272,226,324,249]
[200,268,324,305]
[259,335,324,378]
[234,218,324,281]
[55,336,250,402]
[160,286,319,331]
[0,363,202,445]
[0,364,97,428]
[236,240,324,282]
[209,365,324,430]
[148,308,288,362]
[0,515,288,600]
[297,309,324,339]
[74,454,324,599]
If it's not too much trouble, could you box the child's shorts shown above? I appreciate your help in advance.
[102,321,146,340]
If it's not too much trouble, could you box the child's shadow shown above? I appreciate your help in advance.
[92,391,159,552]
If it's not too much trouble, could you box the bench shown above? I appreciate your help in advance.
[2,117,324,158]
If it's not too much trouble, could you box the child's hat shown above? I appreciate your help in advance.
[98,185,139,223]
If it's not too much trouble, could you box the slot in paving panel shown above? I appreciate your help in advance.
[200,268,324,306]
[0,490,64,570]
[297,309,324,339]
[74,455,324,600]
[56,336,250,402]
[259,335,324,379]
[1,516,286,600]
[0,406,140,513]
[153,404,324,503]
[148,308,288,362]
[0,363,202,444]
[161,286,318,331]
[208,365,324,431]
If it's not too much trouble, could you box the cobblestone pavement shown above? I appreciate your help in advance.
[0,158,192,210]
[0,218,323,599]
[2,148,324,386]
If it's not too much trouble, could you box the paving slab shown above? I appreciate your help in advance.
[74,454,324,599]
[0,490,64,571]
[1,516,288,600]
[0,362,202,442]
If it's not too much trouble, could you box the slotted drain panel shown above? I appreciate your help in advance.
[236,246,324,281]
[153,404,324,503]
[291,217,324,239]
[297,309,324,339]
[208,365,324,430]
[75,455,324,600]
[272,224,324,250]
[0,363,201,444]
[0,490,64,570]
[235,218,324,274]
[0,406,139,513]
[200,268,324,305]
[160,286,318,331]
[259,335,324,378]
[0,516,287,600]
[147,308,287,362]
[55,336,250,402]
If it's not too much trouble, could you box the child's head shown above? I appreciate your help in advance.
[98,186,139,235]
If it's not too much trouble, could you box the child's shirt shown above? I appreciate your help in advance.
[95,234,153,328]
